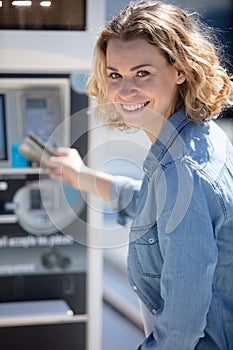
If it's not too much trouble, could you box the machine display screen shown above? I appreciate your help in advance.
[0,94,7,161]
[22,92,61,142]
[26,98,47,109]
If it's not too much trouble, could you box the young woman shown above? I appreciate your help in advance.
[44,1,233,349]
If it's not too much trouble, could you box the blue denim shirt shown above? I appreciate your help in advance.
[110,107,233,349]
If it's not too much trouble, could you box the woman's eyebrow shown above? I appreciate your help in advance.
[130,64,153,71]
[106,64,153,71]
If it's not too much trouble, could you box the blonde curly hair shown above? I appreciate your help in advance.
[86,0,233,128]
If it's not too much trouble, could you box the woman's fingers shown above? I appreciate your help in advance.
[42,155,62,169]
[54,147,72,157]
[45,168,62,179]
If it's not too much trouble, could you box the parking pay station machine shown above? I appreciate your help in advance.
[0,77,88,349]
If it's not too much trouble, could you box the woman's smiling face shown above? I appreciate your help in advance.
[106,37,185,142]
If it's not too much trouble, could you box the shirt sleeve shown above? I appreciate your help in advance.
[138,161,220,349]
[109,175,142,225]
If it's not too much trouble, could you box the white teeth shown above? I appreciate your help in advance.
[122,102,147,111]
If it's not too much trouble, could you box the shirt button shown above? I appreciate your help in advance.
[132,285,138,291]
[152,309,156,314]
[143,166,148,173]
[148,238,155,244]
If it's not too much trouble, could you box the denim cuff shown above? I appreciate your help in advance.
[110,176,142,225]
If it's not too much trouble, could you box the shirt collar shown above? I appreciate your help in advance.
[143,106,190,177]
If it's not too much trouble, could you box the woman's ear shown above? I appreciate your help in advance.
[176,70,186,85]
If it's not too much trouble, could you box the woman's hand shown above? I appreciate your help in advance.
[42,147,85,190]
[43,147,114,200]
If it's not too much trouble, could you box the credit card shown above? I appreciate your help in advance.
[19,133,56,164]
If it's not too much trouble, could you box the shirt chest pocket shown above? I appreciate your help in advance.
[129,226,163,278]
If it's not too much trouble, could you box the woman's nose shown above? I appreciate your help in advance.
[118,78,138,99]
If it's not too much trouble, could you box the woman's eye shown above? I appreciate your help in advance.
[137,70,150,78]
[108,72,121,79]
